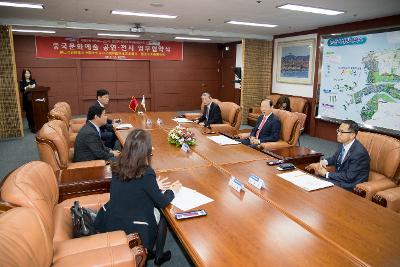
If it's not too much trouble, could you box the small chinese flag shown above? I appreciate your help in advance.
[129,96,138,112]
[141,95,146,112]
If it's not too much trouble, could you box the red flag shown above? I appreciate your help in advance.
[129,96,138,112]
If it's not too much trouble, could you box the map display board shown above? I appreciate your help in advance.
[317,29,400,135]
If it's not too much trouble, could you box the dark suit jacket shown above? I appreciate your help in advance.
[325,139,370,191]
[198,102,223,127]
[92,101,113,131]
[250,113,281,143]
[73,122,114,162]
[94,167,174,249]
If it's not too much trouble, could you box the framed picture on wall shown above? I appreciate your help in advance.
[276,39,315,84]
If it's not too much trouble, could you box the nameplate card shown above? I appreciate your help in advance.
[248,174,265,190]
[229,176,245,192]
[157,118,163,125]
[181,143,190,153]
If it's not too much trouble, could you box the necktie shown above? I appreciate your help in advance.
[256,116,267,139]
[206,105,210,120]
[336,146,345,170]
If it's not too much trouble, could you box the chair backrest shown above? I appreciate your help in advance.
[267,94,308,114]
[292,112,307,132]
[54,102,72,120]
[36,120,70,172]
[218,102,242,129]
[48,107,70,129]
[0,207,53,267]
[272,109,300,144]
[357,131,400,182]
[1,161,59,238]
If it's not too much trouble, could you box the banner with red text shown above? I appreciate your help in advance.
[35,36,183,61]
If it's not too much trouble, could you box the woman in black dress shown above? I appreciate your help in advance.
[19,69,36,130]
[275,95,292,112]
[95,129,181,265]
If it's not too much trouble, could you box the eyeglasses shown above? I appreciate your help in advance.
[336,129,354,134]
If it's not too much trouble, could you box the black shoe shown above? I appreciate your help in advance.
[154,251,171,266]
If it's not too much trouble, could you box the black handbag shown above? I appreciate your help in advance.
[70,201,97,238]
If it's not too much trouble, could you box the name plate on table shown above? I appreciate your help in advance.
[181,143,190,153]
[248,174,265,190]
[229,177,245,192]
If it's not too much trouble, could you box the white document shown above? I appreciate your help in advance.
[277,171,334,191]
[115,123,133,130]
[172,118,193,123]
[171,186,214,211]
[207,135,240,146]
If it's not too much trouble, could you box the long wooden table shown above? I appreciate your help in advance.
[112,112,400,267]
[159,166,361,267]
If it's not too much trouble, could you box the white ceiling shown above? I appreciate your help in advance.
[1,0,399,43]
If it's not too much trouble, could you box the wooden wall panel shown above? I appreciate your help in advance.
[13,36,222,115]
[220,42,238,103]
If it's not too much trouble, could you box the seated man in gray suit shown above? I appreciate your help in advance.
[306,120,370,191]
[73,105,120,162]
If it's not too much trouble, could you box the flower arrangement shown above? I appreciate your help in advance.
[168,126,196,147]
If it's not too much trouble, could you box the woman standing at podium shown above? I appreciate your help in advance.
[19,69,36,131]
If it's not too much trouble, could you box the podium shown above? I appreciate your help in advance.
[26,86,50,133]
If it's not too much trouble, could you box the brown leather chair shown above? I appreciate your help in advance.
[210,101,242,133]
[372,182,400,213]
[0,161,146,267]
[54,102,87,126]
[238,109,301,151]
[248,94,309,127]
[48,107,84,145]
[353,131,400,200]
[36,120,105,175]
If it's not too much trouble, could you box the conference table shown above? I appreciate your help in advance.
[110,112,400,267]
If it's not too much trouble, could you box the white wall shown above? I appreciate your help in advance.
[272,34,317,98]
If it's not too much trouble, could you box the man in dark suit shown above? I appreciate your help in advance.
[74,105,120,162]
[194,92,222,127]
[239,99,281,149]
[306,120,370,191]
[93,89,117,149]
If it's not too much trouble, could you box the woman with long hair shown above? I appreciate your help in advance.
[275,95,292,112]
[95,129,181,265]
[19,69,36,131]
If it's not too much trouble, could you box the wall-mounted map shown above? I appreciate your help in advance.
[317,29,400,135]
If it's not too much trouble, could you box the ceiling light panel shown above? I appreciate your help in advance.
[0,1,43,9]
[111,10,177,19]
[226,20,277,28]
[277,4,344,15]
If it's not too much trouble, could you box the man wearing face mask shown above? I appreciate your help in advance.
[306,120,370,191]
[239,99,281,149]
[194,92,222,127]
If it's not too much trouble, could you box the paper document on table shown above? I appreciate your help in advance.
[207,135,241,145]
[171,186,214,211]
[172,118,193,123]
[115,123,133,130]
[277,171,333,191]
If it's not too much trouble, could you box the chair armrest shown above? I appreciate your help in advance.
[353,179,397,200]
[127,232,142,248]
[70,117,86,125]
[52,244,141,267]
[70,123,84,133]
[133,245,147,267]
[210,124,234,133]
[57,193,110,212]
[373,187,400,212]
[184,112,202,121]
[67,160,106,169]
